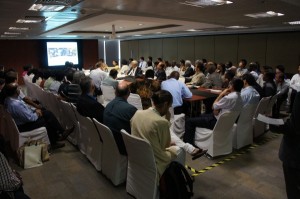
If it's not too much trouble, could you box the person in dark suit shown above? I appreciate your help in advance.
[278,86,300,199]
[127,60,143,78]
[76,77,105,123]
[103,81,137,155]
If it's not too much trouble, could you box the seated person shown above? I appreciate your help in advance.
[183,78,244,146]
[4,83,74,149]
[155,62,167,81]
[77,77,104,123]
[102,69,119,89]
[274,73,289,118]
[103,81,138,155]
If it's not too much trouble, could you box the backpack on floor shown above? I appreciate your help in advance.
[159,161,194,199]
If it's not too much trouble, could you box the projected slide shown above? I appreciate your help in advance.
[47,42,79,66]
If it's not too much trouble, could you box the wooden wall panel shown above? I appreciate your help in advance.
[177,37,194,62]
[149,39,163,60]
[82,40,99,69]
[162,38,178,61]
[120,40,130,61]
[128,40,139,60]
[238,34,267,67]
[214,35,238,65]
[138,40,150,58]
[194,36,214,61]
[266,32,300,73]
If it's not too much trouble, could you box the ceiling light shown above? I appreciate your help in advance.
[1,35,17,38]
[17,16,46,23]
[186,29,197,31]
[286,21,300,25]
[29,4,65,12]
[4,32,21,35]
[9,27,29,30]
[119,27,123,29]
[226,26,248,29]
[245,11,284,18]
[17,19,41,23]
[133,35,142,37]
[180,0,233,7]
[138,23,143,26]
[156,32,162,34]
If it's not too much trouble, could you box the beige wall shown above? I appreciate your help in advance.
[121,32,300,73]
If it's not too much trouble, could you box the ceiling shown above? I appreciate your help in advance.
[1,0,300,40]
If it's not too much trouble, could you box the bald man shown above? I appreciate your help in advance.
[103,81,138,155]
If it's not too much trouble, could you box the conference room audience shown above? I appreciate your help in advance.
[201,62,223,88]
[161,71,192,115]
[119,59,130,75]
[248,62,259,81]
[262,71,277,97]
[274,73,289,118]
[236,59,248,78]
[127,60,143,78]
[186,61,206,86]
[241,74,261,106]
[154,62,167,81]
[76,77,104,123]
[103,81,137,155]
[183,78,244,146]
[182,60,195,78]
[89,61,108,96]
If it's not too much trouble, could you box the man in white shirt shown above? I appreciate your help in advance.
[241,74,261,106]
[89,62,107,95]
[183,78,244,145]
[139,56,148,73]
[236,59,248,78]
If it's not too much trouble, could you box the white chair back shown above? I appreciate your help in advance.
[127,93,143,110]
[232,104,258,149]
[265,92,280,116]
[121,130,159,199]
[100,85,115,106]
[93,119,127,186]
[253,96,271,138]
[195,111,240,157]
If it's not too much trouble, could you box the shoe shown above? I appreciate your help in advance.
[51,142,65,150]
[59,125,75,141]
[191,148,208,160]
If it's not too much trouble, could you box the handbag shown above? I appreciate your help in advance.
[17,139,50,168]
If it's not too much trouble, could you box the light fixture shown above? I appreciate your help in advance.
[17,16,46,23]
[4,32,21,35]
[133,34,142,37]
[286,21,300,25]
[180,0,233,8]
[226,26,248,29]
[1,35,17,38]
[29,4,65,12]
[186,29,198,31]
[9,27,29,30]
[245,11,284,18]
[138,23,143,26]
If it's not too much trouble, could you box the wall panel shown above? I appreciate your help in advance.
[138,40,150,58]
[238,34,267,66]
[128,40,139,60]
[120,41,130,62]
[194,36,214,61]
[149,39,163,60]
[177,37,194,62]
[214,35,238,65]
[162,38,178,61]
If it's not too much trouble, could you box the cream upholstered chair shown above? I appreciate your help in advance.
[58,101,80,145]
[0,107,50,151]
[127,93,143,110]
[265,92,280,117]
[93,119,127,186]
[232,104,258,149]
[100,85,115,106]
[169,107,185,138]
[121,130,159,199]
[253,96,272,138]
[74,113,102,171]
[194,111,240,158]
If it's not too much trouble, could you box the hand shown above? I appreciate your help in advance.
[213,109,220,116]
[35,109,43,117]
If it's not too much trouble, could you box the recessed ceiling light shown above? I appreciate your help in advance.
[245,11,284,18]
[28,4,65,12]
[133,35,142,37]
[186,29,197,31]
[138,23,143,26]
[9,27,29,30]
[17,19,41,23]
[1,35,17,38]
[156,32,162,34]
[180,0,233,8]
[119,27,123,29]
[226,26,248,29]
[4,32,21,35]
[286,21,300,25]
[117,35,121,38]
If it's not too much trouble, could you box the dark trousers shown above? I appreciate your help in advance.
[183,113,217,145]
[289,89,297,112]
[174,101,190,116]
[283,163,300,199]
[273,94,288,118]
[17,110,64,145]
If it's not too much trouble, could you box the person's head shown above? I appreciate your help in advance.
[145,70,154,79]
[157,57,163,62]
[23,64,32,72]
[229,78,244,92]
[261,65,273,75]
[217,63,225,75]
[116,81,130,99]
[248,62,258,72]
[131,60,138,68]
[276,65,285,75]
[140,57,144,61]
[151,90,173,116]
[112,60,118,66]
[5,82,19,97]
[148,56,153,61]
[171,60,177,67]
[275,73,285,83]
[239,59,247,68]
[98,58,104,63]
[179,59,185,66]
[242,73,256,87]
[206,62,217,74]
[157,62,165,70]
[225,61,233,69]
[109,69,118,79]
[121,59,128,66]
[224,70,235,82]
[80,77,94,95]
[5,71,18,84]
[185,60,192,68]
[263,71,275,82]
[169,71,180,80]
[195,62,204,73]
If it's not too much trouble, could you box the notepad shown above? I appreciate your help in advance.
[257,114,284,125]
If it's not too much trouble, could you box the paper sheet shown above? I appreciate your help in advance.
[257,114,284,125]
